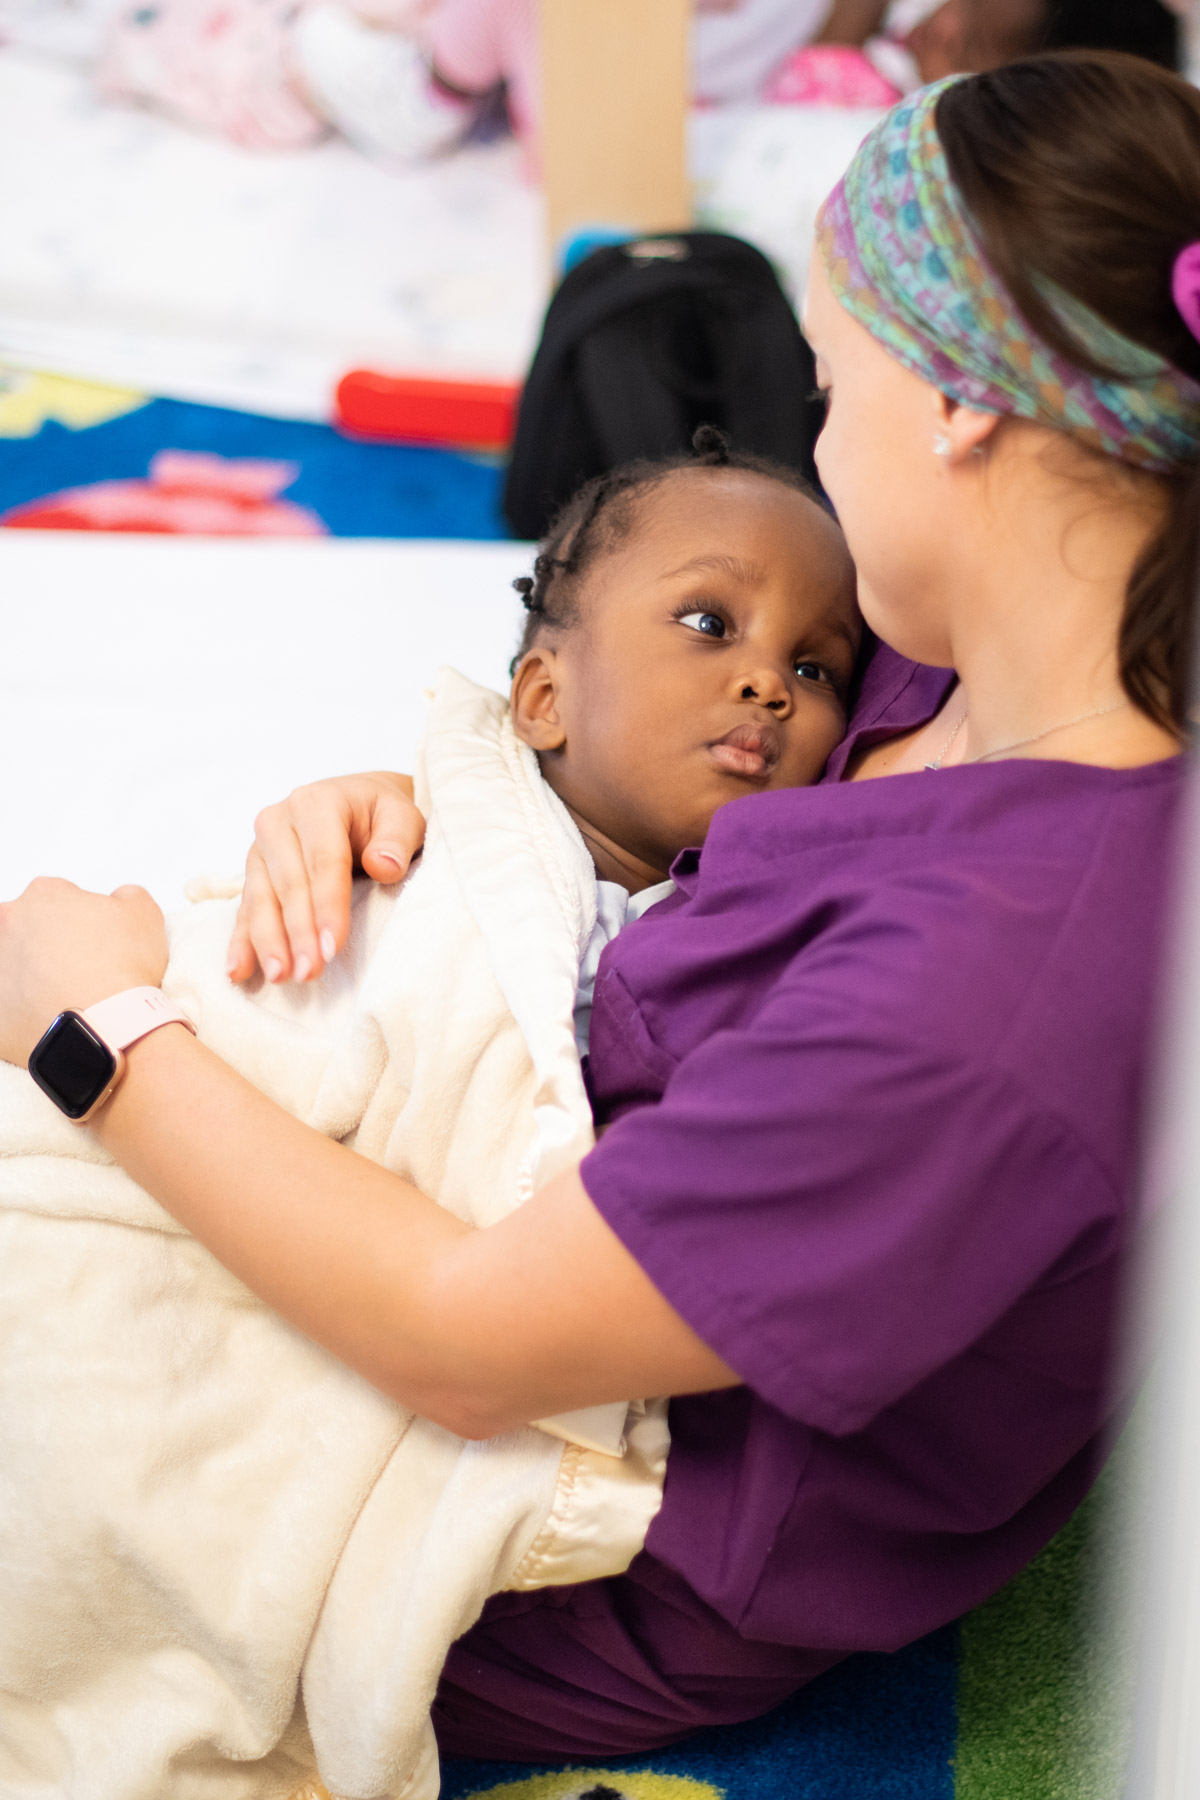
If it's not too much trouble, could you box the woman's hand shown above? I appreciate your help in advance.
[0,879,167,1067]
[227,772,426,985]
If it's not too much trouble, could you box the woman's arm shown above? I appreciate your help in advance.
[0,882,737,1437]
[95,1030,737,1434]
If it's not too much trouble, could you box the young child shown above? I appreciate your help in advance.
[498,423,861,1051]
[765,0,1183,110]
[70,0,821,156]
[3,0,1182,155]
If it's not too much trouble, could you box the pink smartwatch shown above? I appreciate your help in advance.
[28,987,196,1123]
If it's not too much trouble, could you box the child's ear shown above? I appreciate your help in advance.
[510,648,568,752]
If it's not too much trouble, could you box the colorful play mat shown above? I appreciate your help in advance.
[0,367,508,540]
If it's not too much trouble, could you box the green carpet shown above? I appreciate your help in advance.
[956,1433,1138,1800]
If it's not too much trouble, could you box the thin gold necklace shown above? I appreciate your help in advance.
[925,700,1130,771]
[924,706,967,771]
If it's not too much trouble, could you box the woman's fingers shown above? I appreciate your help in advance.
[225,899,254,983]
[110,883,163,927]
[230,795,340,984]
[357,781,426,887]
[228,774,426,984]
[254,813,325,983]
[290,792,357,977]
[286,775,424,969]
[226,865,263,983]
[0,877,168,1063]
[229,841,300,983]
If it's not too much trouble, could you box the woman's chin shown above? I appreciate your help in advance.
[856,585,953,671]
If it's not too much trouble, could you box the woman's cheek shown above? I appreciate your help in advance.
[814,413,866,550]
[813,387,872,515]
[812,405,844,510]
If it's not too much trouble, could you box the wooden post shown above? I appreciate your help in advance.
[540,0,691,256]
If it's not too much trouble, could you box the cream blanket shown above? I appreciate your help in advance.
[0,670,667,1800]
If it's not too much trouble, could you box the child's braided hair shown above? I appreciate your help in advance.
[510,425,821,672]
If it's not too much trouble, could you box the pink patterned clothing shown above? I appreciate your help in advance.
[763,44,903,109]
[426,0,536,141]
[98,0,327,151]
[95,0,890,157]
[97,0,532,151]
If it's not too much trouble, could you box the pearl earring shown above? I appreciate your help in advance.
[933,433,953,457]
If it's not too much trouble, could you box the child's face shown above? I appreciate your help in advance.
[907,0,1046,80]
[511,468,860,885]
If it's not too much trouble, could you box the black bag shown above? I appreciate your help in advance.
[502,231,825,541]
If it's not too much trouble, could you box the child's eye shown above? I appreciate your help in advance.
[794,659,831,685]
[677,611,728,639]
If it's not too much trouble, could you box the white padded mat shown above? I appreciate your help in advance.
[0,50,548,418]
[0,532,531,905]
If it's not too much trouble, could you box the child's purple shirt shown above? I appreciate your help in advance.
[580,645,1186,1652]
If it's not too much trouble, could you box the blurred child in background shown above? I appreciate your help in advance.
[0,0,1185,157]
[767,0,1184,109]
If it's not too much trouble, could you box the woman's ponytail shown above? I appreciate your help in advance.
[938,54,1200,734]
[1123,466,1200,733]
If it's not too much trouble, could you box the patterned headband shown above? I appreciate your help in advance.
[816,79,1200,474]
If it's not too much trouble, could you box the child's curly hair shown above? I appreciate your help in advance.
[509,425,822,674]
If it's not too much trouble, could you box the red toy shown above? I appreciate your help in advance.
[335,371,520,451]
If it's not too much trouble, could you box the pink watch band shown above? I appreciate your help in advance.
[82,986,196,1054]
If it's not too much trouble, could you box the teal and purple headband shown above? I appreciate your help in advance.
[817,79,1200,475]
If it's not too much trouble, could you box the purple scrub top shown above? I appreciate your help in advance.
[580,643,1186,1655]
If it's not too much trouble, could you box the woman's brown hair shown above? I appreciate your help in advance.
[936,52,1200,733]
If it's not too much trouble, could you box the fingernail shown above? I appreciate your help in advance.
[319,929,337,963]
[226,956,240,978]
[264,956,283,983]
[294,954,312,983]
[375,846,405,871]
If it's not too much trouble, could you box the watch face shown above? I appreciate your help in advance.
[28,1013,117,1120]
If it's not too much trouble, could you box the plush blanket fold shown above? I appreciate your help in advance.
[0,669,667,1800]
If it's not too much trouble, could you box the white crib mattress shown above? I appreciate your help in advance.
[0,531,532,905]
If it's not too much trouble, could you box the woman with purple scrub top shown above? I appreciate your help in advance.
[2,49,1199,1764]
